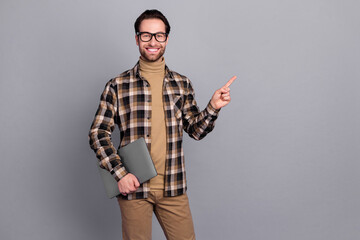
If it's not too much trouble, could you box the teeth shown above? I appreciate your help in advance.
[147,48,158,52]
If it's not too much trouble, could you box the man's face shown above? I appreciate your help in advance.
[136,18,168,62]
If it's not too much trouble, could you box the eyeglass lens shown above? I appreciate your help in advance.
[139,32,167,42]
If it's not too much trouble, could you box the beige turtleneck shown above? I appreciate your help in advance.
[139,57,166,190]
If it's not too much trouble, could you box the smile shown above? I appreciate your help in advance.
[146,48,160,53]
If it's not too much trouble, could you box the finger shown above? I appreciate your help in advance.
[220,87,230,93]
[134,179,140,188]
[222,96,231,101]
[224,76,237,88]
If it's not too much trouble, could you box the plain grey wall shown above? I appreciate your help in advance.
[1,0,359,239]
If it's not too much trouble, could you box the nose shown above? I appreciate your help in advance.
[148,36,157,46]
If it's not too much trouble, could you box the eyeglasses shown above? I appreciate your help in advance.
[136,32,168,43]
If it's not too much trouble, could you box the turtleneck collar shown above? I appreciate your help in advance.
[139,56,166,74]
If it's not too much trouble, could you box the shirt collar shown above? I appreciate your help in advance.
[133,61,174,83]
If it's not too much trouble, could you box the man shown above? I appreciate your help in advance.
[89,9,235,240]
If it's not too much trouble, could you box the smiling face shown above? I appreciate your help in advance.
[136,18,169,62]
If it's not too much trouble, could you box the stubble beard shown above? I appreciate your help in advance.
[139,45,166,62]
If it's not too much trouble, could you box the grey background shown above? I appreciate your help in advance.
[1,0,359,239]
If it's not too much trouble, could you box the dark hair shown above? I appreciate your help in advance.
[134,9,171,34]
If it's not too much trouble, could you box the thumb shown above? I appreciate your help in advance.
[133,177,140,188]
[220,87,229,93]
[215,88,223,95]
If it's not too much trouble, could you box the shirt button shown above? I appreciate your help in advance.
[147,116,150,120]
[147,134,150,137]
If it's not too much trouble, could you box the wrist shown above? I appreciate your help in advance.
[207,101,221,116]
[210,100,219,110]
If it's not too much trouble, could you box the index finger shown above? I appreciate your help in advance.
[224,76,237,88]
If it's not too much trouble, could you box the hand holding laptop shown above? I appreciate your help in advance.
[96,137,157,199]
[118,173,140,196]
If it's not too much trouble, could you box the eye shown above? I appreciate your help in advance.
[156,33,166,40]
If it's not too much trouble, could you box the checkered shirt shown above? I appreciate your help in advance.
[89,62,220,199]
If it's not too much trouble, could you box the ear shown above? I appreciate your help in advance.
[135,34,139,46]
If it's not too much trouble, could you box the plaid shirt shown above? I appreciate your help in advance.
[89,62,220,199]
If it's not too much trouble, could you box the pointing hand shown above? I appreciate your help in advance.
[210,76,236,109]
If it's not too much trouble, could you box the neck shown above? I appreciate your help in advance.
[139,56,165,74]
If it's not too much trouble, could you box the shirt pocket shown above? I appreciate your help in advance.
[172,94,183,120]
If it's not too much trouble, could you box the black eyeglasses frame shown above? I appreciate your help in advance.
[136,32,168,43]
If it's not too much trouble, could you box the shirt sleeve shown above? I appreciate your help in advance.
[88,80,128,181]
[182,78,221,140]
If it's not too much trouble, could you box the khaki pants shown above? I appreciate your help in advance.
[117,191,195,240]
